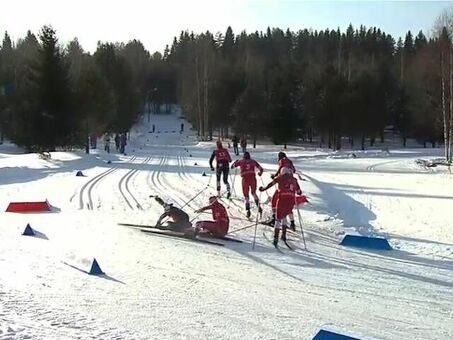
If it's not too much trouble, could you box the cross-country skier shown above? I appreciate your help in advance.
[268,151,297,230]
[231,151,264,218]
[232,136,239,156]
[259,168,302,247]
[194,196,229,238]
[209,140,232,198]
[154,196,192,232]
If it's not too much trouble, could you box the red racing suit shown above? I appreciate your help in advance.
[271,174,301,219]
[195,201,229,237]
[272,157,297,208]
[231,158,263,199]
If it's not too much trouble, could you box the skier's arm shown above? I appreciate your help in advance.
[294,178,302,195]
[259,179,276,192]
[209,151,215,170]
[273,165,282,178]
[255,161,263,176]
[226,150,232,163]
[231,159,240,169]
[195,204,212,214]
[155,212,168,227]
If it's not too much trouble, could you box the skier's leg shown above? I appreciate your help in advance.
[197,220,227,238]
[281,215,288,241]
[223,166,231,198]
[273,218,281,247]
[289,211,296,231]
[216,167,222,196]
[242,178,251,217]
[270,191,278,224]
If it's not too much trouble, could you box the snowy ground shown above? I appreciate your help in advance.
[1,109,453,340]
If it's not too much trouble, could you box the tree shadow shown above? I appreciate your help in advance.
[223,233,347,285]
[0,151,209,186]
[307,227,453,271]
[390,234,453,248]
[304,174,378,237]
[292,228,453,290]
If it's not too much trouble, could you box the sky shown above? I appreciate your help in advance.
[0,0,452,53]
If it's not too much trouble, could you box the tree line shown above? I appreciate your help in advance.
[170,23,450,158]
[0,26,170,152]
[0,11,452,161]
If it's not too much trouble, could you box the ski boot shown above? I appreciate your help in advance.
[281,226,287,242]
[184,227,198,239]
[245,203,251,218]
[258,206,263,216]
[273,228,280,247]
[290,220,296,231]
[226,191,231,199]
[263,214,275,227]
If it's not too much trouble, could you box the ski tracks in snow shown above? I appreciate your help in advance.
[77,165,122,210]
[77,155,137,210]
[118,156,152,210]
[77,155,156,211]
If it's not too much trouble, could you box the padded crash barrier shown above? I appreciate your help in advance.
[340,234,392,250]
[313,329,360,340]
[295,195,309,205]
[6,200,51,213]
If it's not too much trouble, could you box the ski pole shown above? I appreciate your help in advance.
[252,191,262,249]
[230,168,237,198]
[296,205,307,250]
[226,222,256,235]
[180,184,210,210]
[190,209,206,223]
[259,176,270,200]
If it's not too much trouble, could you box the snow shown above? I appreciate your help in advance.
[1,108,453,339]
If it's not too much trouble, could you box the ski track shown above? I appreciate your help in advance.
[118,156,150,210]
[160,155,195,210]
[147,156,166,201]
[78,167,117,210]
[77,155,138,211]
[88,156,137,210]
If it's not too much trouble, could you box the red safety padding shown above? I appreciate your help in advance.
[295,195,309,206]
[6,201,51,212]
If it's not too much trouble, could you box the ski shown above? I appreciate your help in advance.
[262,231,295,252]
[259,222,299,236]
[218,236,243,243]
[140,229,224,246]
[282,240,293,250]
[119,223,242,243]
[118,223,159,229]
[262,231,284,253]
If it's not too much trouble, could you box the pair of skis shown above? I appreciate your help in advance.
[262,230,296,252]
[118,223,242,247]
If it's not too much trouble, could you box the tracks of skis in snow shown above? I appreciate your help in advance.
[77,155,154,211]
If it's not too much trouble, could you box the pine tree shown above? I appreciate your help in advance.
[35,25,72,150]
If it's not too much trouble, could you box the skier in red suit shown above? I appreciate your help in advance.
[269,151,297,230]
[260,168,301,246]
[231,151,263,218]
[194,196,229,238]
[209,141,232,198]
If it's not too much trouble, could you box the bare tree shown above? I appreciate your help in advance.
[434,8,453,162]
